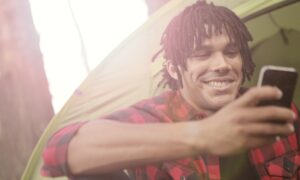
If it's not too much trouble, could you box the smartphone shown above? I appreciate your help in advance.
[257,65,298,107]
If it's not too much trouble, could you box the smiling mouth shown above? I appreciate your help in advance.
[204,80,235,89]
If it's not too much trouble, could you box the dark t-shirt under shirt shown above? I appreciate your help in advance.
[220,152,259,180]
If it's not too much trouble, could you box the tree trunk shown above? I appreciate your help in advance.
[0,0,54,179]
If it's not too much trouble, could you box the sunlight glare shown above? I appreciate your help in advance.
[29,0,148,112]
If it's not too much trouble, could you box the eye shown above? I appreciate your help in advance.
[224,47,239,58]
[191,50,211,60]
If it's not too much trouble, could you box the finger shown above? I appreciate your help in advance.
[240,122,294,137]
[232,86,282,107]
[245,136,275,149]
[239,106,296,124]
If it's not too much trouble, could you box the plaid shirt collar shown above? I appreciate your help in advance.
[164,90,207,122]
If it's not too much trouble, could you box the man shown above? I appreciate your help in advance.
[42,1,299,179]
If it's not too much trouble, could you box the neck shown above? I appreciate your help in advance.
[178,90,216,116]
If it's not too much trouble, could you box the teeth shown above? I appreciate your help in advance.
[207,81,230,88]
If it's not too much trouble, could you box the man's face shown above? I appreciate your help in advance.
[177,33,243,113]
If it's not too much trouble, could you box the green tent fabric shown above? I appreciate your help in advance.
[244,1,300,105]
[22,0,300,179]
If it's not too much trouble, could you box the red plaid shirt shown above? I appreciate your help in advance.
[42,91,300,180]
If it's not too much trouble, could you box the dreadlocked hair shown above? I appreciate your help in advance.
[152,0,254,90]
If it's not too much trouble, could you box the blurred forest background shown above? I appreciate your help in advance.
[0,0,167,179]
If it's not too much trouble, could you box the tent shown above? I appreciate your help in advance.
[243,1,300,104]
[22,0,300,179]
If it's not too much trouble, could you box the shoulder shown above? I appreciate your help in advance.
[103,91,176,122]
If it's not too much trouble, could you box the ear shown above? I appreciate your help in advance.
[166,61,178,80]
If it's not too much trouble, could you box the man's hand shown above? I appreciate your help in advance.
[195,86,296,156]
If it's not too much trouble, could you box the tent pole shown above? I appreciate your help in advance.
[242,0,300,22]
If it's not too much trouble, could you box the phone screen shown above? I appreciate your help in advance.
[257,66,298,108]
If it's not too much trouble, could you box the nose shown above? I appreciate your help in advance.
[210,53,231,73]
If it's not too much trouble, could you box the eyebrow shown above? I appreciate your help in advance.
[195,42,238,51]
[225,43,238,48]
[195,45,212,51]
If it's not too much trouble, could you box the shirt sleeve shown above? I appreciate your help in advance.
[41,121,87,177]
